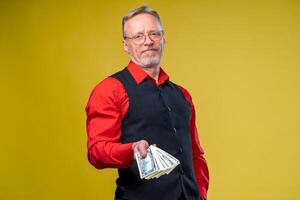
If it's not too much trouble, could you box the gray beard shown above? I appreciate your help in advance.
[139,53,162,68]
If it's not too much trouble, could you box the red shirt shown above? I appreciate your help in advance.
[85,60,209,199]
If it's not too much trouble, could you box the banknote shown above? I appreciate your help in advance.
[135,145,180,179]
[135,148,158,179]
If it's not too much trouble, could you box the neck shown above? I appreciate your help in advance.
[141,65,160,82]
[131,58,161,82]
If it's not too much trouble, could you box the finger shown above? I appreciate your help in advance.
[132,140,149,158]
[132,142,139,153]
[140,140,149,147]
[139,140,150,158]
[138,144,148,158]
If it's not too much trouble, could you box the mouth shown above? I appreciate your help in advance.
[142,49,158,54]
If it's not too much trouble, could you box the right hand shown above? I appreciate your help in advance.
[132,140,149,158]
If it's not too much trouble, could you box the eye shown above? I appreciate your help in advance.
[133,34,144,40]
[150,32,160,36]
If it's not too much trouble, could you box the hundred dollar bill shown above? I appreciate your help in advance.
[135,148,158,179]
[135,145,180,179]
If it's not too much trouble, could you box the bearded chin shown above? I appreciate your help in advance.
[140,54,162,68]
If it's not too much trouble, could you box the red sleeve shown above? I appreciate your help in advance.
[85,77,134,169]
[178,85,210,200]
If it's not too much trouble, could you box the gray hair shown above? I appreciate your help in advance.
[122,5,163,38]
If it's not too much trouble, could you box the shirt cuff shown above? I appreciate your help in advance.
[118,142,134,167]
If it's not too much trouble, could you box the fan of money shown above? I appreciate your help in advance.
[135,145,180,179]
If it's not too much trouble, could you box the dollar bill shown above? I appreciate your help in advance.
[135,145,180,179]
[135,148,158,179]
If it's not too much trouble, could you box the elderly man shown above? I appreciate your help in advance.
[85,5,209,200]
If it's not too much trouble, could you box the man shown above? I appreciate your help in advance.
[85,5,209,200]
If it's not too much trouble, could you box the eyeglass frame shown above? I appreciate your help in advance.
[123,30,164,44]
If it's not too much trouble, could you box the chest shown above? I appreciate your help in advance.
[124,80,191,125]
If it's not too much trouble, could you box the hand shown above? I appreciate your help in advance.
[132,140,149,158]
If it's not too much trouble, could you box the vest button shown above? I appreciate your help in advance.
[181,169,184,174]
[179,147,183,153]
[167,106,171,111]
[173,127,177,133]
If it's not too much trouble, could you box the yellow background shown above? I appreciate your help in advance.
[1,0,299,199]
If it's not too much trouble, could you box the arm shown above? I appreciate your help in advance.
[85,77,134,169]
[190,102,210,200]
[179,86,210,200]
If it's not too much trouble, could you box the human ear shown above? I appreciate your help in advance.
[123,39,129,54]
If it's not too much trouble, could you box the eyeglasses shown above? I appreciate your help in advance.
[124,30,164,44]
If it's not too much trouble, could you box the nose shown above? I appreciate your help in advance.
[144,35,154,45]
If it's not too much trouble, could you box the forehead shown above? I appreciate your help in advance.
[124,13,162,34]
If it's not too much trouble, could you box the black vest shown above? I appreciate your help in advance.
[112,68,200,200]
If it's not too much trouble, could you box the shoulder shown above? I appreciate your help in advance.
[173,82,193,103]
[85,77,127,111]
[93,76,124,94]
[174,83,197,114]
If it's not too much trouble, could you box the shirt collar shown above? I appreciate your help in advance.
[127,60,169,86]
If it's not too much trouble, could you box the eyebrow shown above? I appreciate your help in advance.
[133,31,144,35]
[132,29,162,35]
